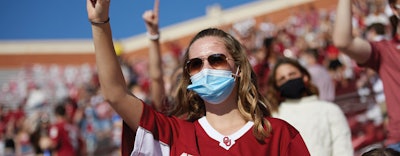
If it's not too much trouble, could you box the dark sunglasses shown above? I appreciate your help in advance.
[185,53,232,75]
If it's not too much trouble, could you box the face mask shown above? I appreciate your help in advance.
[278,77,305,99]
[187,68,236,104]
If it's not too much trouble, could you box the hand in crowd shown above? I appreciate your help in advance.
[143,0,159,35]
[86,0,110,24]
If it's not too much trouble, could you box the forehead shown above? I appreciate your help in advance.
[275,64,300,78]
[188,36,230,58]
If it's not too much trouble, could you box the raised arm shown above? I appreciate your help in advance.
[332,0,372,64]
[86,0,143,131]
[143,0,166,112]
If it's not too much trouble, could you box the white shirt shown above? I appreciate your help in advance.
[273,95,353,156]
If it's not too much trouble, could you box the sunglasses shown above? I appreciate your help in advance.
[185,53,232,75]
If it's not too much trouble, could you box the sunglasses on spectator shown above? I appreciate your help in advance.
[185,53,233,75]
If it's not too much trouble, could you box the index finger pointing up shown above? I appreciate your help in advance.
[153,0,159,17]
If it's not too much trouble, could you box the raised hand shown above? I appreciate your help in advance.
[87,0,144,144]
[86,0,110,23]
[143,0,159,34]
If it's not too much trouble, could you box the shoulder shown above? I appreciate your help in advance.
[370,40,399,53]
[266,117,300,137]
[315,100,344,113]
[265,117,310,154]
[141,102,191,129]
[306,99,346,117]
[266,117,295,128]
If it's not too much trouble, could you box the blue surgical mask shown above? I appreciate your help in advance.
[187,69,235,104]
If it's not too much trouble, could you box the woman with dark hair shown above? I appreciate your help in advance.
[266,57,353,156]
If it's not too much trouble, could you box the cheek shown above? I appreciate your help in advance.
[276,79,285,87]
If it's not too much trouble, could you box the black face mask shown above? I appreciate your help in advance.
[278,77,305,99]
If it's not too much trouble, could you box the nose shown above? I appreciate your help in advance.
[277,76,291,87]
[201,59,213,70]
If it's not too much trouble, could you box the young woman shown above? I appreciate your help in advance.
[266,57,353,156]
[86,0,310,155]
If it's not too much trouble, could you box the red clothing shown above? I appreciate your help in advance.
[362,40,400,145]
[326,44,340,60]
[253,61,270,95]
[125,103,310,156]
[121,100,171,156]
[49,121,79,156]
[121,121,136,156]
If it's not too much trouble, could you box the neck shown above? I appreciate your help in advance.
[205,108,246,135]
[204,94,247,135]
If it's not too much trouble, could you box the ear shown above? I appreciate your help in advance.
[302,75,309,83]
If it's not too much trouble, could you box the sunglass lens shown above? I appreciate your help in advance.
[209,54,228,68]
[188,58,203,75]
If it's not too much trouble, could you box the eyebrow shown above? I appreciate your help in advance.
[289,71,297,76]
[277,76,286,83]
[277,70,298,82]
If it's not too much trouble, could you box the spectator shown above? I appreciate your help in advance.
[333,0,400,152]
[46,104,82,156]
[86,0,310,155]
[253,37,283,95]
[299,48,336,102]
[266,57,353,156]
[364,22,388,42]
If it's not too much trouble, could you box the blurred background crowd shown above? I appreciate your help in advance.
[0,0,395,155]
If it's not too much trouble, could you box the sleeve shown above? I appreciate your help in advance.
[139,103,177,143]
[328,104,354,156]
[131,103,180,156]
[286,133,311,156]
[121,121,136,156]
[269,117,310,156]
[358,41,382,71]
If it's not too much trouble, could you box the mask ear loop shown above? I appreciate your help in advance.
[232,66,240,81]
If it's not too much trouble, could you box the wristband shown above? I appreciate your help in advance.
[90,17,110,25]
[147,32,160,40]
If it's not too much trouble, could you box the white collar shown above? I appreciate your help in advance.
[198,116,254,150]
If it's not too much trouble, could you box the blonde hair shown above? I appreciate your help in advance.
[170,28,272,141]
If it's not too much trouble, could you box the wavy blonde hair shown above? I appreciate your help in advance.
[170,28,272,141]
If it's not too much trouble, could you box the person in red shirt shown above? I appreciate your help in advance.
[333,0,400,152]
[47,104,81,156]
[253,37,283,95]
[87,0,310,155]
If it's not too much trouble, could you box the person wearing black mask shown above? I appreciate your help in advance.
[266,57,353,156]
